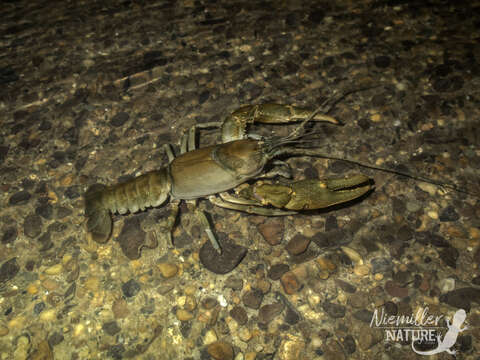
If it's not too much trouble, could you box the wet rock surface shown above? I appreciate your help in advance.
[1,0,479,358]
[199,239,247,274]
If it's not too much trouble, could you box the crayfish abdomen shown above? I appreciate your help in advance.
[85,168,171,243]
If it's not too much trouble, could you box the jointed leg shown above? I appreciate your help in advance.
[162,144,175,163]
[163,200,180,249]
[194,208,222,254]
[180,121,224,153]
[209,194,298,216]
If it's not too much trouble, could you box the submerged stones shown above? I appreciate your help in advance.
[121,279,140,298]
[285,234,311,255]
[199,240,247,274]
[23,214,42,238]
[9,191,31,205]
[1,0,477,358]
[0,258,19,283]
[206,341,234,360]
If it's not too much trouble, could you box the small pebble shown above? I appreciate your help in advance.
[323,339,345,360]
[469,227,480,240]
[201,297,218,310]
[84,276,100,291]
[176,309,194,321]
[24,214,42,238]
[357,326,383,350]
[29,340,53,360]
[385,280,409,298]
[9,191,31,205]
[418,183,437,196]
[39,309,56,321]
[158,263,178,278]
[438,277,456,293]
[36,203,53,220]
[284,307,300,325]
[184,295,197,311]
[33,302,45,315]
[0,258,19,283]
[258,302,284,324]
[218,294,228,307]
[255,279,271,294]
[439,205,459,222]
[14,335,30,359]
[353,309,374,323]
[268,264,289,280]
[0,324,8,336]
[280,272,302,295]
[258,218,284,246]
[323,301,346,318]
[350,290,373,308]
[27,283,39,295]
[370,257,393,274]
[278,336,305,360]
[44,263,62,275]
[316,257,336,272]
[406,200,422,212]
[318,270,330,280]
[230,306,248,325]
[102,321,121,336]
[122,279,140,298]
[440,288,480,311]
[8,316,26,330]
[207,341,234,360]
[48,332,64,346]
[353,265,370,276]
[242,289,263,310]
[440,247,459,268]
[46,292,62,307]
[285,235,311,255]
[238,327,252,342]
[335,279,356,293]
[204,329,218,345]
[112,298,129,319]
[2,226,17,244]
[340,246,363,265]
[224,276,243,291]
[74,323,85,337]
[343,334,356,354]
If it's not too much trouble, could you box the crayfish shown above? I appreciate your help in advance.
[85,93,373,260]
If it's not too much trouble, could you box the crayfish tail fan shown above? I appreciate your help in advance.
[85,184,112,244]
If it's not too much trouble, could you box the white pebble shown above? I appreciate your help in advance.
[217,294,228,307]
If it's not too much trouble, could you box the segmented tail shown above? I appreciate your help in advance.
[85,184,112,244]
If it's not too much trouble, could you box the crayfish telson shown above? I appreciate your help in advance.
[85,95,373,255]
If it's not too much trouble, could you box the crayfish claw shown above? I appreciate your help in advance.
[249,174,373,211]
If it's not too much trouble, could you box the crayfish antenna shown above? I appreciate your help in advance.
[85,184,113,243]
[283,84,384,142]
[284,149,480,198]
